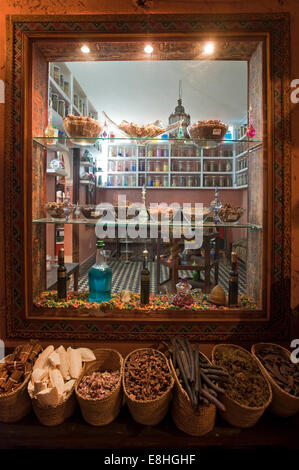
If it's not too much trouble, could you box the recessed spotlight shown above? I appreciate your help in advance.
[144,44,153,54]
[203,42,215,55]
[81,45,90,54]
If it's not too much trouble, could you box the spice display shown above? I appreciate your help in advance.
[218,203,245,223]
[45,201,75,219]
[214,346,270,407]
[188,120,228,140]
[255,345,299,396]
[0,342,42,394]
[77,371,120,399]
[228,252,238,308]
[34,291,257,312]
[28,345,96,407]
[161,338,228,412]
[124,349,172,401]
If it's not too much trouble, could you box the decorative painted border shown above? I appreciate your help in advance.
[5,13,291,341]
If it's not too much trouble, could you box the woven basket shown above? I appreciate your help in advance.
[0,354,32,423]
[75,349,123,426]
[32,388,77,426]
[252,343,299,417]
[212,344,272,428]
[170,351,216,436]
[123,348,174,426]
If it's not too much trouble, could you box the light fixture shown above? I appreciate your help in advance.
[203,42,215,55]
[81,45,90,54]
[144,44,153,54]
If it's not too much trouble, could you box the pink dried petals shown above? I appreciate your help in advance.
[77,370,120,399]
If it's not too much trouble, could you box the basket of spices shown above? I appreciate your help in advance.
[161,338,228,436]
[252,343,299,417]
[75,349,123,426]
[29,345,96,426]
[212,344,272,428]
[123,348,174,426]
[0,342,42,423]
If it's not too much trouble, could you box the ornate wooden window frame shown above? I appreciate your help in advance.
[5,14,291,342]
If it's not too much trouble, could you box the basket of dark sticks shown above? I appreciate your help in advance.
[160,338,229,436]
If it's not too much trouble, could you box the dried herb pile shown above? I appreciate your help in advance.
[77,371,120,399]
[214,346,270,407]
[0,342,42,394]
[160,338,228,412]
[256,345,299,396]
[124,349,172,401]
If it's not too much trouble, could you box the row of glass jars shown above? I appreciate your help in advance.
[236,173,248,186]
[50,64,70,97]
[108,160,137,172]
[237,156,248,171]
[203,175,233,187]
[203,160,232,172]
[107,175,137,187]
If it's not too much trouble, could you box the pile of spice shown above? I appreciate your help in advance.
[255,345,299,396]
[0,342,42,394]
[161,338,228,411]
[77,370,120,399]
[214,346,270,407]
[124,349,172,401]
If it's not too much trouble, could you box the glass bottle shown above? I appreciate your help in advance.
[57,248,67,300]
[88,240,112,303]
[228,252,238,307]
[140,249,150,306]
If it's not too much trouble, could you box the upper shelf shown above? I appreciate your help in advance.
[33,137,262,152]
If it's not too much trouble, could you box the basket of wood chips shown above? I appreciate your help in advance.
[0,342,42,423]
[76,348,123,426]
[123,348,174,426]
[29,345,96,426]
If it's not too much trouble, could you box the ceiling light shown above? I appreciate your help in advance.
[203,42,215,55]
[81,45,90,54]
[144,44,153,54]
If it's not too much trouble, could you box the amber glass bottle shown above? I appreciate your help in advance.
[228,251,238,308]
[140,249,150,306]
[57,248,67,300]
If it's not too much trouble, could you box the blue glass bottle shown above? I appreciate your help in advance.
[88,240,112,303]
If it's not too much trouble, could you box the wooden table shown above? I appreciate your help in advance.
[0,406,297,450]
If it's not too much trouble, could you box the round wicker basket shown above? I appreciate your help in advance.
[170,351,216,436]
[212,344,272,428]
[0,354,32,423]
[251,343,299,417]
[75,349,123,426]
[123,348,174,426]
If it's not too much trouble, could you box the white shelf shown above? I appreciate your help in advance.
[80,161,96,168]
[80,180,96,185]
[46,168,67,177]
[108,171,136,175]
[108,156,138,160]
[202,171,233,174]
[236,167,248,174]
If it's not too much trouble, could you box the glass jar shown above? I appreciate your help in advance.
[60,73,64,90]
[163,176,169,187]
[107,175,113,186]
[203,161,209,172]
[163,161,169,172]
[64,81,69,96]
[163,148,169,157]
[219,175,225,187]
[204,176,210,187]
[148,149,153,157]
[211,176,217,187]
[148,176,153,187]
[209,160,216,172]
[154,176,160,187]
[58,99,65,117]
[178,160,184,172]
[130,161,136,172]
[53,65,60,83]
[108,161,115,172]
[226,161,232,172]
[195,161,201,172]
[139,160,145,171]
[157,148,162,157]
[218,161,223,172]
[172,176,177,187]
[73,94,79,108]
[155,160,161,172]
[179,176,185,187]
[186,161,191,172]
[51,93,58,112]
[187,176,193,187]
[117,161,123,172]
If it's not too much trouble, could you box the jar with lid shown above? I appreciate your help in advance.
[209,160,216,172]
[186,161,191,172]
[155,160,161,172]
[187,176,193,187]
[172,176,177,187]
[148,176,153,187]
[225,161,232,172]
[163,176,169,187]
[219,175,225,187]
[226,176,231,187]
[51,93,58,112]
[204,176,210,187]
[211,176,217,187]
[178,160,184,172]
[139,175,145,187]
[108,161,115,172]
[218,161,223,172]
[139,160,145,171]
[154,176,160,187]
[58,99,65,117]
[179,176,185,187]
[157,148,162,157]
[195,161,201,172]
[194,176,200,187]
[73,94,79,108]
[203,161,209,172]
[163,161,168,172]
[107,175,113,186]
[64,81,69,96]
[54,65,60,83]
[60,73,64,90]
[148,148,153,157]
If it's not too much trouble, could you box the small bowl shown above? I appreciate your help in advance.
[218,207,245,225]
[80,205,102,220]
[45,202,75,220]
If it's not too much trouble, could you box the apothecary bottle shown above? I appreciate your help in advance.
[88,240,112,303]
